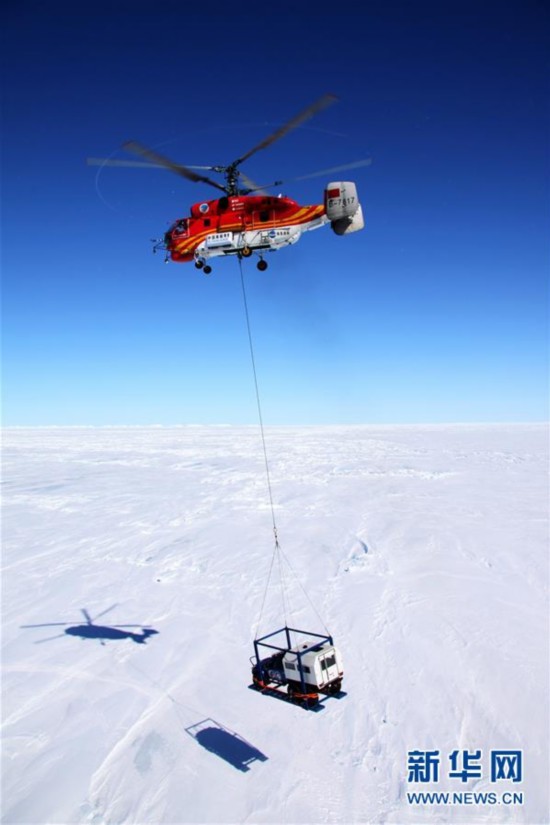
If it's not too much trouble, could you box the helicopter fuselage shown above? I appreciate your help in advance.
[65,624,158,643]
[164,194,327,263]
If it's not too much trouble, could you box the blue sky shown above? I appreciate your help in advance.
[2,0,548,425]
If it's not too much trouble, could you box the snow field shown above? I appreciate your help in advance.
[1,424,548,824]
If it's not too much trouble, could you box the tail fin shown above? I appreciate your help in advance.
[324,181,365,235]
[132,628,159,644]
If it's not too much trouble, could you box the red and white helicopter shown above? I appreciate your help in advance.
[88,95,370,274]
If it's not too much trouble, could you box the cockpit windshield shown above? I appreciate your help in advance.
[172,219,188,235]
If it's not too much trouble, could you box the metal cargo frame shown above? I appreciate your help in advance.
[253,625,334,696]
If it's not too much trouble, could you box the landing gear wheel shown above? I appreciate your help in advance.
[241,246,252,258]
[203,265,212,275]
[194,260,204,269]
[257,259,268,271]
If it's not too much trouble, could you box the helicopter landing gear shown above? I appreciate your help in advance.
[241,246,252,258]
[257,258,268,272]
[195,258,211,274]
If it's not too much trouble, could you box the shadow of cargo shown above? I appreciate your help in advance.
[185,718,268,772]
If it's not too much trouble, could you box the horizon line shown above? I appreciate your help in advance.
[2,421,548,430]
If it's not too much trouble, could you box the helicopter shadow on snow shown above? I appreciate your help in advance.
[20,606,159,647]
[185,718,268,772]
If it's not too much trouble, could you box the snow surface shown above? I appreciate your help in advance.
[2,424,548,824]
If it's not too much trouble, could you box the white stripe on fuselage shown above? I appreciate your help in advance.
[195,216,329,260]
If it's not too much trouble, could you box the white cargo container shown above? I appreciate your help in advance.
[283,640,344,694]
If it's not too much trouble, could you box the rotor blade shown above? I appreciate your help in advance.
[92,604,119,622]
[244,158,373,193]
[86,157,214,170]
[239,171,267,195]
[21,622,71,628]
[123,141,226,192]
[35,634,67,644]
[235,93,338,166]
[292,157,373,181]
[110,624,153,628]
[82,609,93,625]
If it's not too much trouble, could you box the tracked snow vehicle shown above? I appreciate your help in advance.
[251,626,344,708]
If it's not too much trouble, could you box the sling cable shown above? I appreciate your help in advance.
[238,257,344,710]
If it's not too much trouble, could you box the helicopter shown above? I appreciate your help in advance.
[87,94,371,274]
[21,606,159,646]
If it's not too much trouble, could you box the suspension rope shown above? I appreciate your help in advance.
[276,542,330,635]
[238,257,278,539]
[238,257,288,635]
[238,256,330,640]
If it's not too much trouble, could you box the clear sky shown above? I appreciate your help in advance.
[2,0,548,425]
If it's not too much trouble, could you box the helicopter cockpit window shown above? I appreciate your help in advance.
[173,219,187,235]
